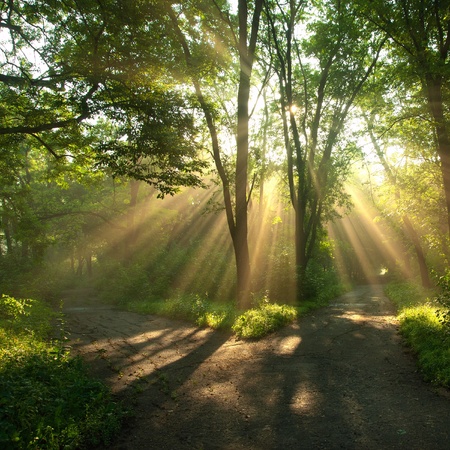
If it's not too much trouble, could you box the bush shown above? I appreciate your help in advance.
[161,293,236,329]
[303,261,345,303]
[398,304,450,387]
[97,262,152,305]
[384,282,426,310]
[232,297,297,339]
[0,294,55,338]
[433,271,450,334]
[385,281,450,387]
[0,295,124,449]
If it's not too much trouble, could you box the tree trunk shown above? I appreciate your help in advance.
[169,2,262,309]
[366,112,432,287]
[425,76,450,241]
[294,202,308,301]
[124,180,140,265]
[235,0,252,308]
[86,252,93,278]
[259,93,269,212]
[402,215,431,288]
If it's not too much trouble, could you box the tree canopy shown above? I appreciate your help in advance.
[2,0,450,305]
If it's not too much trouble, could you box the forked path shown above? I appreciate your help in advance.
[64,285,450,449]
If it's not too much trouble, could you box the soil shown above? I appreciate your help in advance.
[62,285,450,450]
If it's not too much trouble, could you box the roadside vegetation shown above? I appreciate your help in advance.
[385,279,450,388]
[0,294,124,449]
[115,290,311,340]
[101,272,346,339]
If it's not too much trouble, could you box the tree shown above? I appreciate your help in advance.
[264,0,385,299]
[0,0,206,195]
[167,0,263,308]
[364,111,432,287]
[358,0,450,242]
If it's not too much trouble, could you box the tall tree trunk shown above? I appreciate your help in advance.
[124,180,140,265]
[294,205,308,300]
[402,215,431,288]
[259,93,269,212]
[168,2,262,308]
[86,251,93,278]
[2,213,12,255]
[425,76,450,241]
[234,0,261,308]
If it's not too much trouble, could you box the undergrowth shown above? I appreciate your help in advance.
[385,281,450,388]
[0,294,124,449]
[124,291,300,339]
[232,295,298,339]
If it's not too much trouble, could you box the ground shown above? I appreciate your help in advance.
[63,285,450,449]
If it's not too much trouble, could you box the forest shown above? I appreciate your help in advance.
[1,0,450,448]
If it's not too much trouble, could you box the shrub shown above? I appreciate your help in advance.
[0,294,55,338]
[232,299,297,339]
[384,282,426,309]
[303,260,344,303]
[433,271,450,334]
[97,262,152,305]
[385,281,450,387]
[0,295,124,449]
[161,293,236,329]
[398,304,450,387]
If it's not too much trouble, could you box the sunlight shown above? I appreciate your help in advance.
[329,183,411,284]
[249,177,296,302]
[290,381,321,414]
[272,334,302,356]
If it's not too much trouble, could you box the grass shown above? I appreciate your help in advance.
[127,292,237,330]
[0,294,124,449]
[384,281,450,388]
[232,301,298,339]
[124,291,303,340]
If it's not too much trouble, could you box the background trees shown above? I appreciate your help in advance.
[357,0,450,237]
[264,0,385,299]
[1,0,449,307]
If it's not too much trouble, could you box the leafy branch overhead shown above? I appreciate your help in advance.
[0,0,207,194]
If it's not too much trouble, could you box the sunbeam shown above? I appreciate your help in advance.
[329,183,411,284]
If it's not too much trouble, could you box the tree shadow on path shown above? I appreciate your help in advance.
[65,286,450,450]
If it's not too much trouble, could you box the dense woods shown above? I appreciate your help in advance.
[2,1,450,447]
[2,0,450,308]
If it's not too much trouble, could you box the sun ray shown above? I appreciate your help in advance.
[329,183,412,285]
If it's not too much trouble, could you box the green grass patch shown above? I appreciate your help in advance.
[125,291,300,339]
[127,292,236,330]
[232,301,298,339]
[385,282,450,388]
[0,294,124,449]
[384,282,429,309]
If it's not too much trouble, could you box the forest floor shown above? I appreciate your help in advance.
[62,285,450,450]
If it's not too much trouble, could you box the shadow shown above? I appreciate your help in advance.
[68,286,450,450]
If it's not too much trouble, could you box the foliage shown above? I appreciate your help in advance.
[232,295,298,339]
[121,289,302,339]
[433,271,450,334]
[0,294,54,338]
[162,293,236,329]
[399,305,450,387]
[263,0,384,299]
[384,282,427,310]
[126,292,236,331]
[385,282,450,387]
[303,258,347,304]
[0,295,124,449]
[97,262,152,306]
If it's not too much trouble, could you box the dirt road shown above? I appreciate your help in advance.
[64,285,450,449]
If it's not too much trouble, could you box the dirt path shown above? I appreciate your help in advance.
[63,285,450,449]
